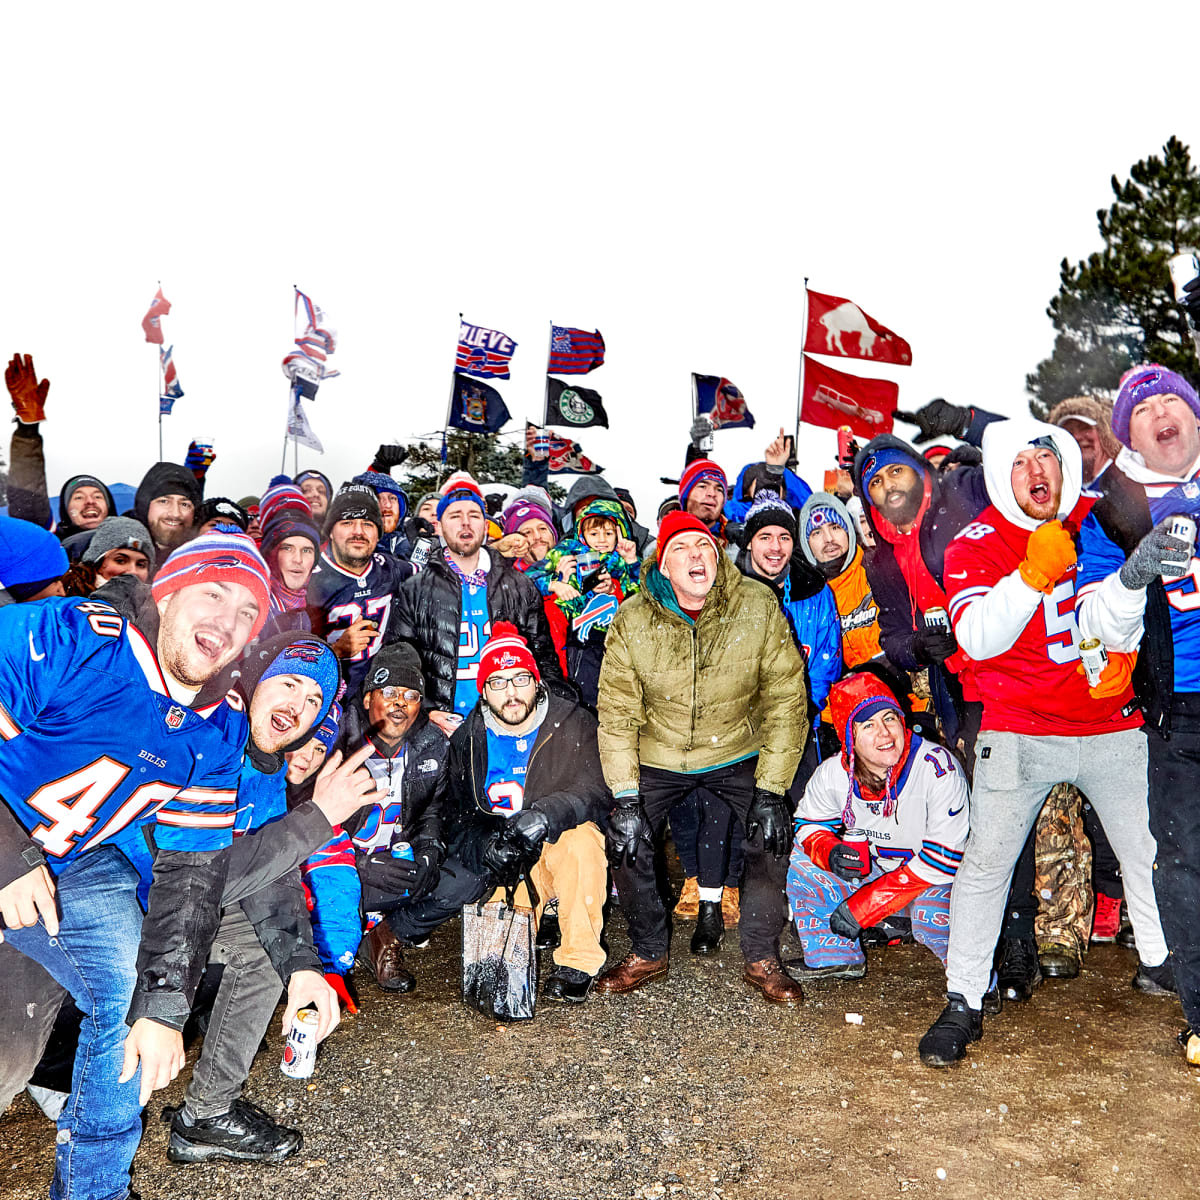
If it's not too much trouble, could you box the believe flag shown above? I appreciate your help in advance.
[448,373,511,433]
[547,433,602,475]
[548,326,605,374]
[804,289,912,365]
[287,388,324,453]
[282,288,339,399]
[142,288,171,345]
[545,376,608,429]
[160,345,184,412]
[692,373,754,430]
[800,354,898,440]
[456,320,518,380]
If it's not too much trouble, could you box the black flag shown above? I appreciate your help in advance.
[545,376,608,429]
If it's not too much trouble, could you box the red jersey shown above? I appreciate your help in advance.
[944,504,1141,737]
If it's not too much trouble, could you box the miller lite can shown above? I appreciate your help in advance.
[280,1007,320,1079]
[409,536,434,572]
[1078,637,1108,689]
[1167,515,1196,580]
[924,607,950,632]
[842,827,871,876]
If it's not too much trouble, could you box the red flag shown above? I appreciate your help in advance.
[141,288,171,345]
[804,289,911,365]
[800,355,898,440]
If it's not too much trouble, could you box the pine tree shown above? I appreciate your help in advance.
[1027,136,1200,419]
[395,433,563,505]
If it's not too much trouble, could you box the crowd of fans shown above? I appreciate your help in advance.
[4,330,1200,1195]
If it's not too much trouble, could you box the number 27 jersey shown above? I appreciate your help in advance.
[0,598,246,875]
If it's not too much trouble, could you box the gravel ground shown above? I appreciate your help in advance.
[3,907,1198,1200]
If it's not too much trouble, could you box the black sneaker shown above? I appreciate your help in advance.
[1133,958,1177,996]
[781,957,867,981]
[536,904,561,951]
[542,965,595,1003]
[997,935,1042,1002]
[165,1098,302,1164]
[860,915,914,947]
[690,900,724,956]
[918,993,983,1068]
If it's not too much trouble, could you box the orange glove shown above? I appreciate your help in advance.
[5,353,49,424]
[1019,520,1077,594]
[325,972,358,1015]
[1076,650,1136,700]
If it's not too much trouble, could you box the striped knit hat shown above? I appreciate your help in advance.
[259,475,313,530]
[679,458,728,506]
[476,621,540,692]
[151,525,272,639]
[437,470,486,519]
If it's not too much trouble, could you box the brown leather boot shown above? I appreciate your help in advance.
[743,957,804,1005]
[721,886,740,926]
[359,921,416,993]
[595,952,669,994]
[673,877,700,920]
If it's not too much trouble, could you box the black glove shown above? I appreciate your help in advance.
[507,809,551,857]
[406,839,444,900]
[360,850,422,896]
[481,829,524,879]
[916,623,958,664]
[404,515,436,543]
[894,398,971,444]
[827,843,871,882]
[1183,276,1200,325]
[745,787,791,857]
[606,796,653,870]
[372,443,409,471]
[828,898,862,940]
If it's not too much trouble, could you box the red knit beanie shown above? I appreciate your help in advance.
[476,622,540,692]
[656,511,719,566]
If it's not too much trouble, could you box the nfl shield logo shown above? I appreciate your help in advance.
[165,705,186,729]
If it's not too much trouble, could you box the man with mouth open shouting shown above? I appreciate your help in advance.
[919,418,1170,1068]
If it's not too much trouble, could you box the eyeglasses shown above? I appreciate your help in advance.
[484,672,535,693]
[378,686,421,703]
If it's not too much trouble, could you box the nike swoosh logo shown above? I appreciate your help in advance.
[948,572,968,579]
[948,804,965,817]
[28,632,45,662]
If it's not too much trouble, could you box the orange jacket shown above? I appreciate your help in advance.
[829,545,883,669]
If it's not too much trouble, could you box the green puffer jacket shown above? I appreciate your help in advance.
[597,550,806,796]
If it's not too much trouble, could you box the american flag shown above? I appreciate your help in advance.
[282,288,340,399]
[547,326,605,375]
[159,345,183,414]
[456,320,518,380]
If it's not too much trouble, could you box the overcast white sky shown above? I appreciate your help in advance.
[4,3,1199,520]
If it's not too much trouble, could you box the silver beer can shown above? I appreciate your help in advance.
[280,1007,320,1080]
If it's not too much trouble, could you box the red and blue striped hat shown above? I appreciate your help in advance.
[151,526,272,638]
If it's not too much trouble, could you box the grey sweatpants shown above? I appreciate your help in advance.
[945,727,1167,1009]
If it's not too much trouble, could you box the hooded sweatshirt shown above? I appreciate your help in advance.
[943,418,1140,737]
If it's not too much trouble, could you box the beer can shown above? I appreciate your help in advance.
[924,607,950,632]
[1169,253,1200,304]
[837,425,854,466]
[532,428,551,459]
[1078,637,1108,688]
[280,1007,320,1079]
[1168,515,1196,576]
[842,827,871,875]
[409,536,433,571]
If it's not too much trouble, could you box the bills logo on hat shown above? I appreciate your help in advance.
[283,644,322,664]
[499,652,519,668]
[372,666,389,686]
[862,455,877,477]
[165,705,186,729]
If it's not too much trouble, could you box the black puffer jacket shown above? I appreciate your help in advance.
[445,692,610,876]
[389,551,564,712]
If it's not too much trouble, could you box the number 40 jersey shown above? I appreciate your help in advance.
[0,598,247,875]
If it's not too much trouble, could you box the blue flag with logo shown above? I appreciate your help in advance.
[449,372,511,433]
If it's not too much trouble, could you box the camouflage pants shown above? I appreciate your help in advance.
[1033,783,1093,956]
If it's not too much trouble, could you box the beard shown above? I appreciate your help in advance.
[488,692,538,727]
[880,484,923,527]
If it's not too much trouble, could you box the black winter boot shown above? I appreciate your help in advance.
[919,993,983,1068]
[690,901,724,956]
[997,935,1042,1002]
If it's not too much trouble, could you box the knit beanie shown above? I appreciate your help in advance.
[198,497,250,533]
[235,632,338,747]
[0,516,69,601]
[364,642,425,696]
[655,511,719,566]
[259,475,313,530]
[803,501,849,543]
[151,526,272,639]
[678,459,728,506]
[477,621,540,692]
[502,499,557,539]
[437,471,486,519]
[859,446,924,495]
[1111,365,1200,448]
[312,699,342,754]
[415,491,442,515]
[134,462,202,525]
[294,469,333,504]
[260,512,322,561]
[743,490,798,543]
[354,470,408,517]
[323,484,383,537]
[81,517,156,572]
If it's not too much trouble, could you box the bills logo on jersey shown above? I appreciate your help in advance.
[165,705,186,729]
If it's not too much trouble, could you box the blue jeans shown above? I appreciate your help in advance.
[7,847,146,1200]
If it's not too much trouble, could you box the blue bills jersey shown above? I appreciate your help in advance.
[483,726,535,815]
[0,597,247,875]
[307,548,414,695]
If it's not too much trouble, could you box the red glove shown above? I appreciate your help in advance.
[801,829,869,881]
[325,972,358,1015]
[801,829,839,871]
[829,864,929,940]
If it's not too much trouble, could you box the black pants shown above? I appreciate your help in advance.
[613,758,788,962]
[385,858,491,944]
[668,791,702,878]
[1082,800,1124,899]
[1148,697,1200,1028]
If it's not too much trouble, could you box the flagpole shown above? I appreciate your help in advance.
[543,319,554,429]
[157,278,164,460]
[281,383,291,473]
[794,276,809,448]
